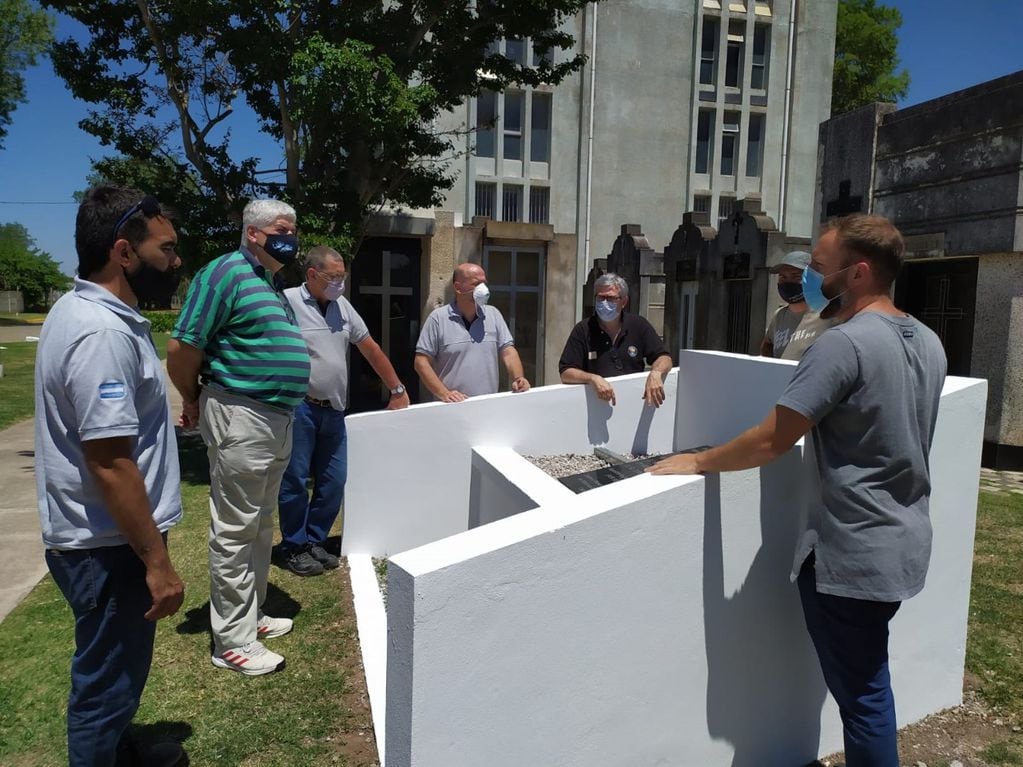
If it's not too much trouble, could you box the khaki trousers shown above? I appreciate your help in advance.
[200,388,293,652]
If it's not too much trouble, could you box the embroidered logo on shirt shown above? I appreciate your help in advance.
[627,345,639,358]
[98,381,126,400]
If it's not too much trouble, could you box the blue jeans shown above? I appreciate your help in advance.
[278,400,348,550]
[798,555,902,767]
[46,544,157,767]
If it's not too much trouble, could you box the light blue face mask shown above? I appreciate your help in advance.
[802,265,852,313]
[595,299,620,322]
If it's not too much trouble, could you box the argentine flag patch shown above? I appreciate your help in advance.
[98,381,126,400]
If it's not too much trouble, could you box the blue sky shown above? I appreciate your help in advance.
[0,1,1021,275]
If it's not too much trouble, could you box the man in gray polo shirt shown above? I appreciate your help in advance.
[275,245,409,576]
[648,214,946,766]
[35,185,185,766]
[414,262,530,401]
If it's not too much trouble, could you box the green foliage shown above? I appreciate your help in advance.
[0,0,53,147]
[0,341,37,429]
[832,0,910,115]
[44,0,593,271]
[0,222,70,310]
[141,310,179,333]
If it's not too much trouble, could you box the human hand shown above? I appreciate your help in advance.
[441,390,468,403]
[590,376,616,406]
[643,370,665,408]
[180,399,200,430]
[511,377,531,393]
[387,392,411,410]
[645,453,702,476]
[144,560,185,621]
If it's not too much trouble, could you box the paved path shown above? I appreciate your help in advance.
[979,467,1023,496]
[0,325,43,343]
[0,361,185,624]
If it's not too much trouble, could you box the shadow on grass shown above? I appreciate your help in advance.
[175,430,209,486]
[175,584,301,646]
[126,721,193,763]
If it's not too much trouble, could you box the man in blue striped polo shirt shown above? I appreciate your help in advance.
[167,199,311,676]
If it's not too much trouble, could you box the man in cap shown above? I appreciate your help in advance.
[760,250,836,361]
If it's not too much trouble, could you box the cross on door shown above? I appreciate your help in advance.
[825,180,863,218]
[920,276,965,343]
[358,250,413,354]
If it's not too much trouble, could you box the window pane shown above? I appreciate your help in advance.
[502,185,523,222]
[530,92,551,162]
[751,25,769,89]
[528,187,549,224]
[475,182,496,218]
[725,21,744,88]
[476,90,496,158]
[505,38,526,66]
[693,195,711,213]
[517,250,540,286]
[486,250,513,285]
[695,110,713,174]
[503,91,524,161]
[700,18,718,86]
[745,114,763,177]
[718,196,736,223]
[532,40,554,67]
[720,134,736,175]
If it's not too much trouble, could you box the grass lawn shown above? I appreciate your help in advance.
[0,312,47,326]
[0,332,170,432]
[0,434,377,767]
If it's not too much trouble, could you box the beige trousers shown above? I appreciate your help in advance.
[200,388,293,653]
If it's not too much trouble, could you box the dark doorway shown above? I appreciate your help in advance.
[348,237,423,413]
[725,280,753,354]
[894,257,978,376]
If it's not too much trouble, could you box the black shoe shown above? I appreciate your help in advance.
[280,547,324,576]
[309,544,340,570]
[117,738,187,767]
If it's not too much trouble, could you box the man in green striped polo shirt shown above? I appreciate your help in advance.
[167,199,311,676]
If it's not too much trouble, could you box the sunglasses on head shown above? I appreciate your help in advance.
[111,196,162,245]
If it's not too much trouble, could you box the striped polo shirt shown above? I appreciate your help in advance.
[172,249,310,410]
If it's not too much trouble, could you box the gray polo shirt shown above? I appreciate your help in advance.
[415,302,514,397]
[284,284,370,411]
[34,278,182,550]
[778,311,947,602]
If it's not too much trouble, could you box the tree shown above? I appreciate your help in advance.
[831,0,910,116]
[0,0,53,147]
[44,0,593,266]
[0,223,70,310]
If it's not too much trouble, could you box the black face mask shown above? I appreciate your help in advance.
[777,281,805,305]
[125,254,181,309]
[261,233,300,264]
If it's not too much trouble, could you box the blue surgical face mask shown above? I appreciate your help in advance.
[802,265,852,313]
[595,298,620,322]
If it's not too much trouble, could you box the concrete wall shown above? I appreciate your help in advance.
[544,232,578,383]
[367,350,986,767]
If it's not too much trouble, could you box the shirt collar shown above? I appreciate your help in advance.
[240,247,287,290]
[448,300,485,322]
[73,277,148,327]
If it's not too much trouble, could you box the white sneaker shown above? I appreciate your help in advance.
[257,614,293,640]
[211,641,285,676]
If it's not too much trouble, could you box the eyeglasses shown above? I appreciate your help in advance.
[111,196,162,245]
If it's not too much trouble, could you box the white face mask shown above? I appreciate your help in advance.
[472,282,490,306]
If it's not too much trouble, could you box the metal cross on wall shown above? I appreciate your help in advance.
[825,180,863,219]
[920,276,965,343]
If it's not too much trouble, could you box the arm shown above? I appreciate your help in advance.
[356,336,410,410]
[414,352,467,403]
[561,366,616,406]
[759,335,775,357]
[166,338,204,428]
[81,437,185,620]
[646,405,813,475]
[643,353,673,408]
[500,346,530,392]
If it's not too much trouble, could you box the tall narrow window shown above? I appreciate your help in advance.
[475,182,497,218]
[503,184,523,222]
[695,109,714,174]
[532,39,554,67]
[721,111,740,176]
[693,194,711,213]
[475,90,497,158]
[746,113,764,177]
[700,18,718,86]
[725,21,745,88]
[718,195,736,224]
[529,186,550,224]
[503,91,524,160]
[751,25,770,89]
[530,92,552,163]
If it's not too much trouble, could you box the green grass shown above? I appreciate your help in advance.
[0,435,376,766]
[0,312,47,326]
[0,333,170,431]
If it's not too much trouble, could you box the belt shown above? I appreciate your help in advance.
[304,395,333,408]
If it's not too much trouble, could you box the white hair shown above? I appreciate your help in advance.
[594,272,629,300]
[240,199,297,248]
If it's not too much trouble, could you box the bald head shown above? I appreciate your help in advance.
[453,263,486,296]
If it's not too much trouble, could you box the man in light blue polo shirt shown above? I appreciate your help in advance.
[35,185,185,766]
[414,262,530,401]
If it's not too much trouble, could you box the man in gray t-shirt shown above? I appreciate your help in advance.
[649,215,947,766]
[761,249,837,360]
[414,262,530,401]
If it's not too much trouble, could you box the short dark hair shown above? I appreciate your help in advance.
[823,214,905,289]
[75,185,166,278]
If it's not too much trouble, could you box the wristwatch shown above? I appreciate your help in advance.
[390,383,406,397]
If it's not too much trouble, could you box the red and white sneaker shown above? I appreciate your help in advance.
[257,614,293,640]
[211,641,284,676]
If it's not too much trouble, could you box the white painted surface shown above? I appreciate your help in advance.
[343,371,677,555]
[352,351,985,767]
[347,554,389,764]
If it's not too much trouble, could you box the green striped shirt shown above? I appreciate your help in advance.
[172,249,310,410]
